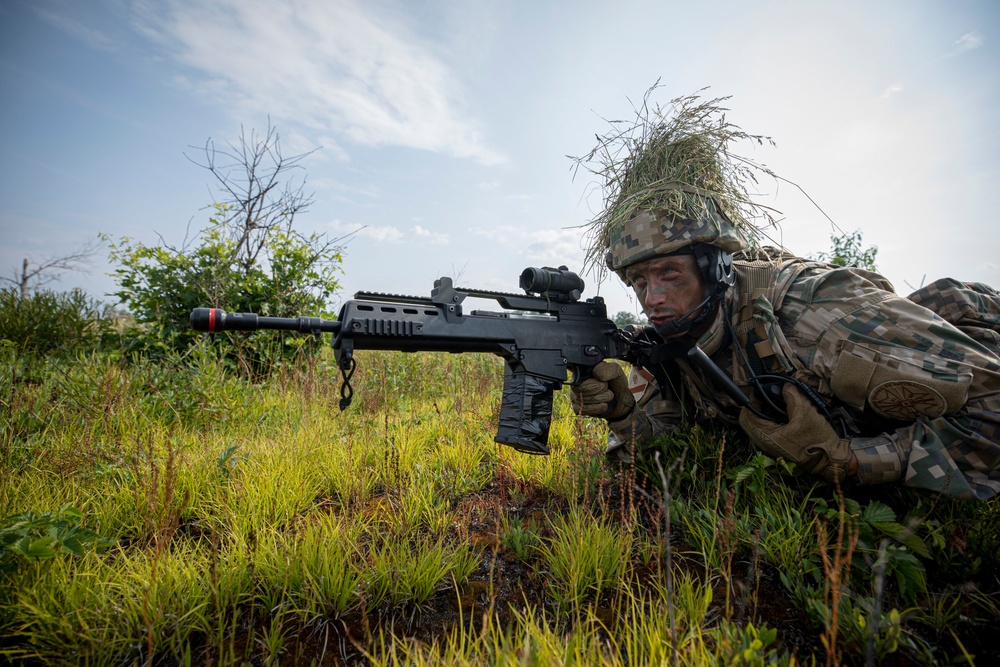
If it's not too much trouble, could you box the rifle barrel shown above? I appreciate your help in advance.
[190,308,341,334]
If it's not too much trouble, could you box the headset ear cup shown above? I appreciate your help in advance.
[695,245,714,283]
[693,244,735,295]
[720,251,735,287]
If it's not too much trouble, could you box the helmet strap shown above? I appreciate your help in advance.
[655,294,717,338]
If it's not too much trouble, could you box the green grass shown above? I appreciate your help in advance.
[1,345,998,666]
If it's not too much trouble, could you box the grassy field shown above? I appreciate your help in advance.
[1,344,998,666]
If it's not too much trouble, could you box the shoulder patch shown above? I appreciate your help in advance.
[628,367,654,397]
[869,380,947,421]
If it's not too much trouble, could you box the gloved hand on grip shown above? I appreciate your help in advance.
[738,383,852,484]
[571,361,635,421]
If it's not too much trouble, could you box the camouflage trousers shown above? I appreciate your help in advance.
[904,279,1000,499]
[908,278,1000,355]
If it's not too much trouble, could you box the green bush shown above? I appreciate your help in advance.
[0,288,117,358]
[815,229,879,272]
[102,124,345,377]
[0,505,111,577]
[105,212,341,376]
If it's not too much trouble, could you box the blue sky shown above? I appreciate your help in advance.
[2,0,998,319]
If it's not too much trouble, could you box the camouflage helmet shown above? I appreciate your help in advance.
[605,198,749,279]
[575,88,771,281]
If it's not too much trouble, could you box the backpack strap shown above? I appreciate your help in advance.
[732,252,785,375]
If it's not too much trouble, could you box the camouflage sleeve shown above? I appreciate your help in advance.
[778,267,1000,500]
[605,366,686,458]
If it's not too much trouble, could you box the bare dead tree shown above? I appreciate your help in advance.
[3,239,101,299]
[185,120,320,277]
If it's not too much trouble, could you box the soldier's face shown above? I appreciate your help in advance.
[625,254,706,329]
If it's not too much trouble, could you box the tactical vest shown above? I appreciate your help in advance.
[633,250,810,425]
[728,249,812,389]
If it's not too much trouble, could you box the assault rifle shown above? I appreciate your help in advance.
[189,266,791,454]
[190,266,663,455]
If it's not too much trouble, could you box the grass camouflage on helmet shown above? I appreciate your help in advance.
[572,84,778,280]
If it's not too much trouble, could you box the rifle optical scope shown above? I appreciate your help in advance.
[519,266,584,302]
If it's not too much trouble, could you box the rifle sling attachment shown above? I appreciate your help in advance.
[338,356,357,411]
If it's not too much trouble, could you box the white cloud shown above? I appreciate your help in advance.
[360,226,404,243]
[947,31,983,57]
[474,225,585,264]
[413,225,449,245]
[312,178,381,206]
[956,31,984,52]
[327,219,449,244]
[880,82,904,99]
[36,8,117,51]
[138,0,503,164]
[327,219,402,243]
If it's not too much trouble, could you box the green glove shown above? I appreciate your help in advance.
[738,383,851,483]
[571,361,635,421]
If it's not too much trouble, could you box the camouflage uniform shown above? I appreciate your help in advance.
[607,246,1000,501]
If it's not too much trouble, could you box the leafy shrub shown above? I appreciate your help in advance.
[105,213,340,376]
[103,124,345,377]
[0,287,117,358]
[815,229,879,272]
[0,505,112,576]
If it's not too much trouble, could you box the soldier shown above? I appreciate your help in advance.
[570,94,1000,500]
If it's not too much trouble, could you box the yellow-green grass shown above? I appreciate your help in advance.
[1,348,998,666]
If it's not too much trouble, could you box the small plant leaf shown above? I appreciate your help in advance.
[14,536,58,559]
[862,502,896,525]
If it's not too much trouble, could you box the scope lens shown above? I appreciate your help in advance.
[519,266,584,297]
